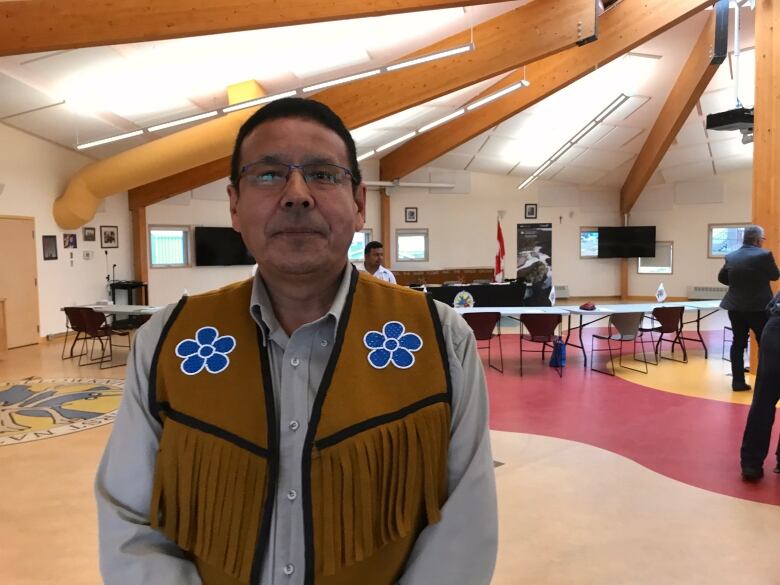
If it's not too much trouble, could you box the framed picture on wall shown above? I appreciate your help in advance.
[63,233,77,249]
[100,225,119,248]
[405,207,418,223]
[42,235,58,261]
[83,226,96,242]
[524,203,538,220]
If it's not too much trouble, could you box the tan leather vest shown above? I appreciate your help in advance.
[149,269,451,585]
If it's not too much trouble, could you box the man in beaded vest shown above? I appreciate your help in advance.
[96,97,497,585]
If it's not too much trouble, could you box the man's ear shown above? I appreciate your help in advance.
[354,183,367,230]
[228,183,241,233]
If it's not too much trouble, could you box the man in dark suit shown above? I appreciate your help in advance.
[718,225,779,391]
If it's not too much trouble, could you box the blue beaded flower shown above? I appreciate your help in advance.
[175,326,236,375]
[363,321,423,370]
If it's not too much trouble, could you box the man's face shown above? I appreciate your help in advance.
[227,117,365,281]
[365,247,384,269]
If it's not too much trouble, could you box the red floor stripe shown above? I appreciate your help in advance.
[483,331,780,506]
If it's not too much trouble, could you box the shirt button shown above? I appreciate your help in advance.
[283,563,295,576]
[290,357,300,367]
[289,420,300,431]
[287,489,297,501]
[320,338,329,347]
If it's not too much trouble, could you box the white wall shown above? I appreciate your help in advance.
[379,166,752,298]
[0,123,133,337]
[629,169,752,297]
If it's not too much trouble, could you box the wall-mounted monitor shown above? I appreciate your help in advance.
[597,226,656,258]
[194,226,254,266]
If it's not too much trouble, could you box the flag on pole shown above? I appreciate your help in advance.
[495,218,506,282]
[655,282,667,303]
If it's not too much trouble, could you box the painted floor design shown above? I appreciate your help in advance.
[480,330,780,506]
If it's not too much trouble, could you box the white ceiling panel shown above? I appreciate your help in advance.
[478,135,522,159]
[451,134,489,156]
[621,130,648,154]
[660,142,711,168]
[356,129,402,150]
[0,73,62,118]
[508,163,538,178]
[493,111,534,136]
[553,165,605,185]
[709,137,752,160]
[595,125,644,149]
[427,152,473,171]
[555,145,586,165]
[568,148,634,171]
[661,160,714,183]
[674,120,708,145]
[705,56,733,92]
[466,156,515,175]
[714,155,752,174]
[576,123,615,147]
[4,103,128,149]
[699,87,736,117]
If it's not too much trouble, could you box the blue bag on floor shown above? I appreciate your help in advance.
[549,338,566,368]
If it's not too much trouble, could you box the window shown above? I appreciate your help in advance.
[149,226,190,267]
[396,229,429,262]
[580,226,599,258]
[348,229,372,262]
[638,241,673,274]
[708,223,749,258]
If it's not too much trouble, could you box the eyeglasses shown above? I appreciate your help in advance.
[240,161,357,192]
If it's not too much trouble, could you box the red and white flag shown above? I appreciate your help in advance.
[495,218,506,282]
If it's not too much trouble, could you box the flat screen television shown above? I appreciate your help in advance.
[194,227,255,266]
[597,226,656,258]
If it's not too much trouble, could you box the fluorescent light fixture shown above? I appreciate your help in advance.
[303,69,381,93]
[386,43,473,72]
[466,80,529,111]
[222,90,298,113]
[357,150,376,162]
[77,130,144,150]
[375,131,417,153]
[570,120,598,144]
[595,93,629,122]
[418,109,465,133]
[517,175,537,190]
[517,94,629,190]
[148,110,218,132]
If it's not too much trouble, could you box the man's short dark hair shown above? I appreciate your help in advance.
[743,225,764,245]
[229,97,362,189]
[365,241,384,256]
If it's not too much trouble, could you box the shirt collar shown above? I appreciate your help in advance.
[250,265,354,345]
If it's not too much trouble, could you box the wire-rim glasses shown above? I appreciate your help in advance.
[239,160,357,192]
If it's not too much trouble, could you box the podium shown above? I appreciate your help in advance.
[108,281,149,329]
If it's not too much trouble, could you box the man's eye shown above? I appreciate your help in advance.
[256,171,282,182]
[309,170,338,183]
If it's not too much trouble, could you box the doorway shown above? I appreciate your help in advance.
[0,216,40,348]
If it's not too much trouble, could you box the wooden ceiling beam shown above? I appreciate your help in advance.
[620,1,728,215]
[128,0,598,209]
[379,0,714,182]
[0,0,510,57]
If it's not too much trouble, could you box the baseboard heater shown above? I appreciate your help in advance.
[686,286,727,300]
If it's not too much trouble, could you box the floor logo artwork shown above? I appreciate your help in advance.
[0,377,123,446]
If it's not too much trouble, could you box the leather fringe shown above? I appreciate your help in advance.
[312,402,449,576]
[150,419,267,584]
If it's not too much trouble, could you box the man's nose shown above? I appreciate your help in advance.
[280,169,314,209]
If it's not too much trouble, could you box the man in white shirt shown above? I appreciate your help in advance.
[363,240,396,284]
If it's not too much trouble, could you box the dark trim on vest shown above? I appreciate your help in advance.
[426,295,453,405]
[315,393,449,450]
[251,324,280,585]
[148,296,188,424]
[157,403,270,458]
[301,265,359,585]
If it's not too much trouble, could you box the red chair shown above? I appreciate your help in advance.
[72,307,130,369]
[462,312,503,373]
[638,306,687,364]
[519,313,563,377]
